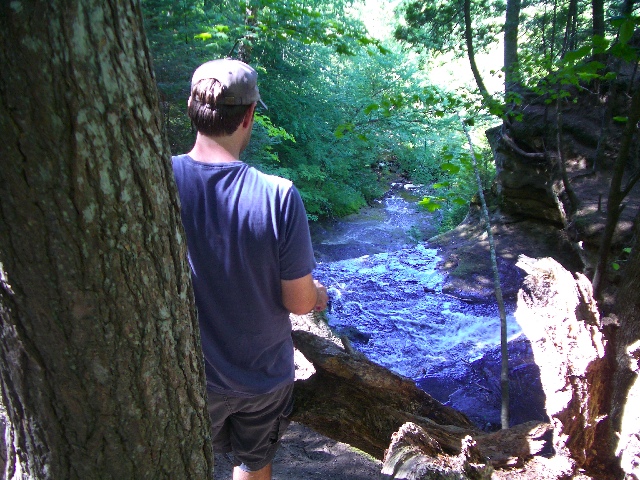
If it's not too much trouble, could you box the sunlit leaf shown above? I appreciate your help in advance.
[440,162,460,174]
[577,73,600,81]
[364,103,379,114]
[418,197,442,212]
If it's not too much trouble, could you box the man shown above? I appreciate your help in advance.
[172,58,328,480]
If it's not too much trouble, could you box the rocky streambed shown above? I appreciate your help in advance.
[310,190,548,430]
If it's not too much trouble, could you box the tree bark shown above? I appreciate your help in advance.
[504,0,522,96]
[291,330,477,460]
[562,0,579,56]
[463,0,493,108]
[592,87,640,297]
[592,0,605,40]
[0,0,213,478]
[610,210,640,477]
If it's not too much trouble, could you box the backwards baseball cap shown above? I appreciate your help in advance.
[191,58,267,109]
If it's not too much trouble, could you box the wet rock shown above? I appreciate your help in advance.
[417,336,548,432]
[334,325,371,344]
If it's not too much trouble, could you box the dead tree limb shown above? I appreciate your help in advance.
[291,329,476,460]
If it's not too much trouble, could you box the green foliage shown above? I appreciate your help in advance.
[418,129,496,232]
[143,0,499,229]
[394,0,505,55]
[612,247,633,271]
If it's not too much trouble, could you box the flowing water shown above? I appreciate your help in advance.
[310,189,522,383]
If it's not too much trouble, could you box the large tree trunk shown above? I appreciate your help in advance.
[504,0,521,96]
[0,0,214,478]
[610,211,640,477]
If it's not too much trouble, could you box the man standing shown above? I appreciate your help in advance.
[172,58,328,480]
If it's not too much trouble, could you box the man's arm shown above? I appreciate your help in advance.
[281,274,328,315]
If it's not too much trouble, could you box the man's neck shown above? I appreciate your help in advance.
[188,133,241,163]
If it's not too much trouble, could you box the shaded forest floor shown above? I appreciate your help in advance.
[213,422,386,479]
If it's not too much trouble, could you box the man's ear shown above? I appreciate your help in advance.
[242,103,257,128]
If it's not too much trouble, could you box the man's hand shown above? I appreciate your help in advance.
[281,274,328,315]
[313,280,328,312]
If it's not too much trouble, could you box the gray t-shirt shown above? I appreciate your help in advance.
[172,155,316,396]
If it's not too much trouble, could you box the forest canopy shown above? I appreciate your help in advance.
[142,0,638,227]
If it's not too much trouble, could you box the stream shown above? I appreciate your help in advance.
[310,188,546,429]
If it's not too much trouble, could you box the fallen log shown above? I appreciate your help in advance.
[290,321,553,469]
[291,328,477,460]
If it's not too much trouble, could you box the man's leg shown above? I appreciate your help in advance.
[233,463,271,480]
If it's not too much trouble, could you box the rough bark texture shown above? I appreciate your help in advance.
[381,423,492,480]
[0,0,213,478]
[515,256,618,477]
[504,0,521,96]
[611,214,640,478]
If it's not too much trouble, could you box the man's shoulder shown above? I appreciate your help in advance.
[244,164,294,191]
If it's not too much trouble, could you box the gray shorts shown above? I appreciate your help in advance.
[207,383,294,472]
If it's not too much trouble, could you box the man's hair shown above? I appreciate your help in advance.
[188,78,252,136]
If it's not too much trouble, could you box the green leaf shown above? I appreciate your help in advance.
[623,248,632,254]
[440,162,461,174]
[194,32,213,41]
[364,103,379,115]
[563,45,591,65]
[577,73,601,81]
[612,262,620,271]
[613,116,628,123]
[334,122,355,138]
[452,198,467,205]
[418,197,442,212]
[433,181,451,189]
[620,18,635,45]
[592,34,609,51]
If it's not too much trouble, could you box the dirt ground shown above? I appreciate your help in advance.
[213,422,387,479]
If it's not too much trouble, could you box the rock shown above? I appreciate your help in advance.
[515,256,613,473]
[487,125,568,226]
[381,423,493,479]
